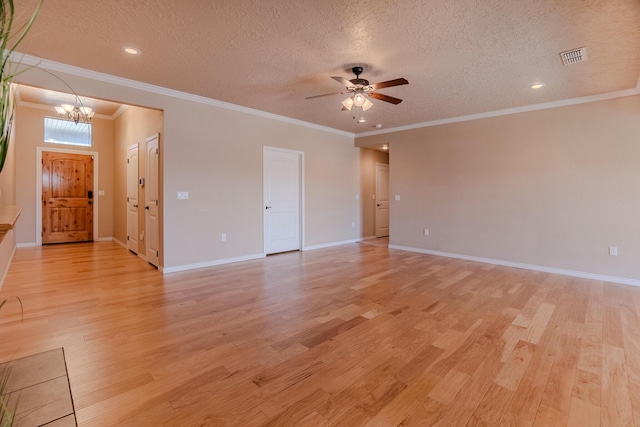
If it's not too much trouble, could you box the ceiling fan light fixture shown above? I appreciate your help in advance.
[362,98,373,111]
[341,97,354,110]
[353,93,365,107]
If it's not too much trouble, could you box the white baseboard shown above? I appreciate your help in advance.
[389,244,640,287]
[16,242,37,248]
[112,237,127,249]
[303,238,363,251]
[161,253,266,274]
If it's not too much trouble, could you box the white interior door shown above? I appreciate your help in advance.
[375,163,390,237]
[264,147,302,255]
[127,144,139,254]
[146,134,160,267]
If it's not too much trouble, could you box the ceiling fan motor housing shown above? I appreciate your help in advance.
[350,78,370,86]
[350,66,370,86]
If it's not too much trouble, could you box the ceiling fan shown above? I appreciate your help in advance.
[305,66,409,112]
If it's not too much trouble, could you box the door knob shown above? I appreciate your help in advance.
[265,206,272,209]
[133,204,138,208]
[377,204,381,207]
[145,206,150,210]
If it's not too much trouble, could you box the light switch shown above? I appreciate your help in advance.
[395,195,401,201]
[98,190,105,196]
[177,191,189,200]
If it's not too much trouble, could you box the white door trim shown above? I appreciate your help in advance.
[263,146,305,254]
[36,146,99,246]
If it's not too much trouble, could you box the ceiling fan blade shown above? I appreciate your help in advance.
[331,76,356,88]
[369,92,403,105]
[370,78,409,90]
[305,91,345,100]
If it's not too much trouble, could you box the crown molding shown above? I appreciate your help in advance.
[10,53,354,138]
[112,104,129,120]
[356,87,640,138]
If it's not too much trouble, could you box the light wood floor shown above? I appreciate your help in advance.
[1,242,639,426]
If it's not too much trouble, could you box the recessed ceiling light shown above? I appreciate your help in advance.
[356,118,366,123]
[382,144,389,150]
[375,124,383,128]
[123,46,140,55]
[531,83,545,89]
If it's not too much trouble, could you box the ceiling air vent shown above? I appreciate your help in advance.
[560,47,587,65]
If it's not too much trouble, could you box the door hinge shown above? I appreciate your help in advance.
[127,197,130,202]
[155,200,158,206]
[127,235,129,241]
[155,148,159,155]
[156,250,159,257]
[127,159,129,164]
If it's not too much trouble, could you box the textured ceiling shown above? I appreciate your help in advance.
[13,0,640,134]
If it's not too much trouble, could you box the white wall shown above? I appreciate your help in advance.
[357,95,640,283]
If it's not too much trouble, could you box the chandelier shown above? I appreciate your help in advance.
[55,103,94,124]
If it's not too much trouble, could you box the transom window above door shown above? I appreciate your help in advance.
[44,117,92,147]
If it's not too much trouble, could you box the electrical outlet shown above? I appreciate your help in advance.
[355,194,359,200]
[395,195,401,201]
[609,246,618,256]
[424,228,429,236]
[221,233,227,242]
[177,191,189,200]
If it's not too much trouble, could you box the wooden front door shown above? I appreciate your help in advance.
[42,152,94,244]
